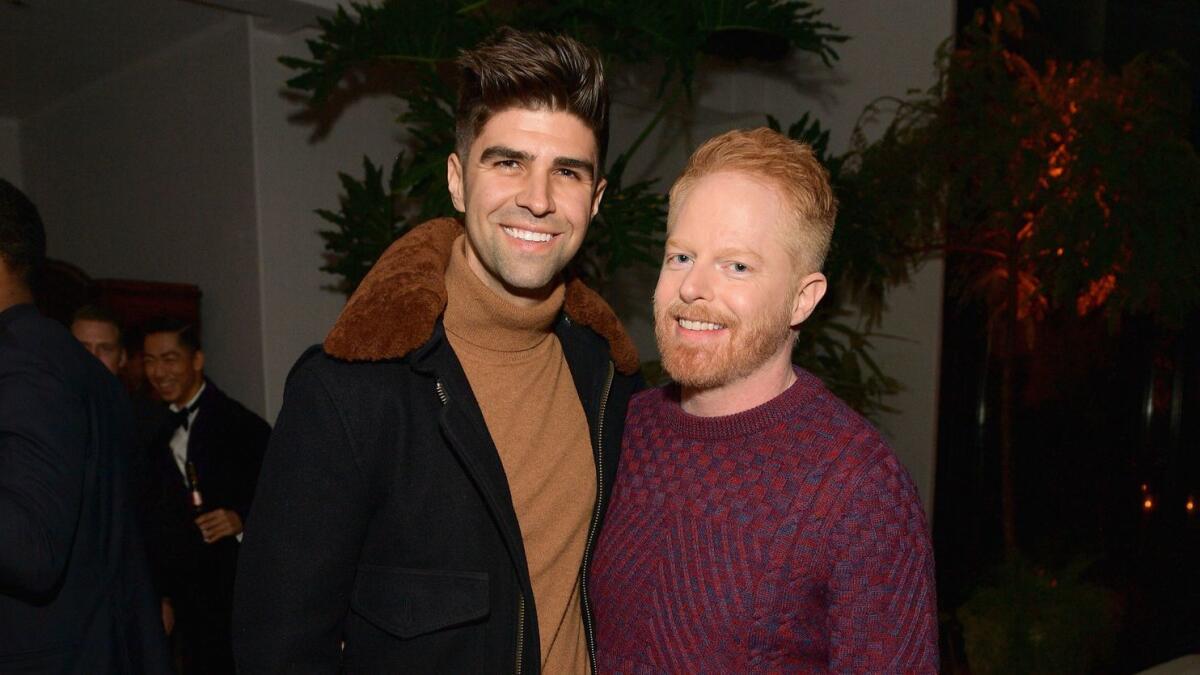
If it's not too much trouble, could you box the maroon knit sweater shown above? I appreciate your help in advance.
[590,368,938,673]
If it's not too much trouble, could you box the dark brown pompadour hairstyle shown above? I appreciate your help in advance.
[455,27,609,173]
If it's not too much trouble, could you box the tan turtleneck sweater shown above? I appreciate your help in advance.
[443,235,595,673]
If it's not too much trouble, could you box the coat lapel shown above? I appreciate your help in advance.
[414,328,533,595]
[185,383,219,482]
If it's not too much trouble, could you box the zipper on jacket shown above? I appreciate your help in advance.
[515,593,526,675]
[439,376,527,674]
[580,361,614,673]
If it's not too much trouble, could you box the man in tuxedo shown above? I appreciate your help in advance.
[142,316,269,673]
[0,178,169,672]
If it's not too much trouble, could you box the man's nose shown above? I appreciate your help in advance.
[678,264,714,304]
[515,172,555,217]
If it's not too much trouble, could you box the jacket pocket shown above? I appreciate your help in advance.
[349,564,490,639]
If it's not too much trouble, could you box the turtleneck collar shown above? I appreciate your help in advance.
[443,234,565,353]
[660,366,820,440]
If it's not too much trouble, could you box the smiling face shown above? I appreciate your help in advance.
[143,331,204,406]
[654,171,826,395]
[447,107,606,305]
[72,318,126,375]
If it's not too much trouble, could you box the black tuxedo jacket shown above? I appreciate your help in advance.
[0,304,169,673]
[146,379,269,609]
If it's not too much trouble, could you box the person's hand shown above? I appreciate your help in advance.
[194,508,243,544]
[161,597,175,636]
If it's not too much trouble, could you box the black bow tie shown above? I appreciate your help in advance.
[172,402,200,432]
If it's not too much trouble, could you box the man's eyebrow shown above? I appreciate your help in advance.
[479,146,532,163]
[713,247,765,264]
[664,237,692,251]
[478,146,596,179]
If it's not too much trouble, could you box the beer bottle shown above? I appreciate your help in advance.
[185,460,205,514]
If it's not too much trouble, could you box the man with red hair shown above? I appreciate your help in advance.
[590,128,939,672]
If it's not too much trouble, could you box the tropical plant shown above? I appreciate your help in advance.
[283,0,913,418]
[835,0,1200,551]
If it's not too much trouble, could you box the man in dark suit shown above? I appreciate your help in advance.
[0,178,169,673]
[141,316,269,673]
[71,305,173,455]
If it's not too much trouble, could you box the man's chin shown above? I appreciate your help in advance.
[660,347,732,390]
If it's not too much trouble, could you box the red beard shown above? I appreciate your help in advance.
[654,298,794,390]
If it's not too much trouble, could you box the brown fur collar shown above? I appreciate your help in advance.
[324,217,640,375]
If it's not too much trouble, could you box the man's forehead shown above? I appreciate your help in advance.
[472,107,597,156]
[72,318,120,337]
[144,331,186,351]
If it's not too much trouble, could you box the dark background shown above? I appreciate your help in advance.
[935,1,1200,671]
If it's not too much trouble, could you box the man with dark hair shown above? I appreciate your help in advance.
[0,179,169,672]
[71,303,127,375]
[142,316,269,673]
[72,304,173,469]
[234,28,640,672]
[590,129,939,672]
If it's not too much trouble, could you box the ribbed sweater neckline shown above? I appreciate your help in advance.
[661,367,815,440]
[443,234,564,353]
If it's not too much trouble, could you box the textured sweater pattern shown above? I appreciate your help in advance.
[589,368,938,673]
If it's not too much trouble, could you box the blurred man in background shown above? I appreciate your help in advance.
[0,178,168,673]
[141,316,269,673]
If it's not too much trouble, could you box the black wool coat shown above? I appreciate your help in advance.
[0,304,169,673]
[233,219,640,674]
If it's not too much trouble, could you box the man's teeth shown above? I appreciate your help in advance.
[503,226,553,242]
[678,319,723,331]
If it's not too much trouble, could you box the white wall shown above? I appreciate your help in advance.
[0,118,21,187]
[606,1,954,512]
[248,27,398,420]
[15,14,400,421]
[21,18,268,415]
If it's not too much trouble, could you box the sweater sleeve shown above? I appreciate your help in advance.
[822,451,939,673]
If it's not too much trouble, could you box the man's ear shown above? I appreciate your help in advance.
[192,349,205,376]
[447,153,466,213]
[590,177,608,219]
[118,348,128,371]
[790,272,828,326]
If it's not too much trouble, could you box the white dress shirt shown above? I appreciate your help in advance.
[168,382,206,480]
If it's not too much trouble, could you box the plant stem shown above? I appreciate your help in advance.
[612,84,685,178]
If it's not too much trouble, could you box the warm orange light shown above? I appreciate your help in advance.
[1056,247,1064,256]
[1143,497,1154,511]
[1187,498,1195,514]
[1140,483,1149,492]
[1077,274,1117,317]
